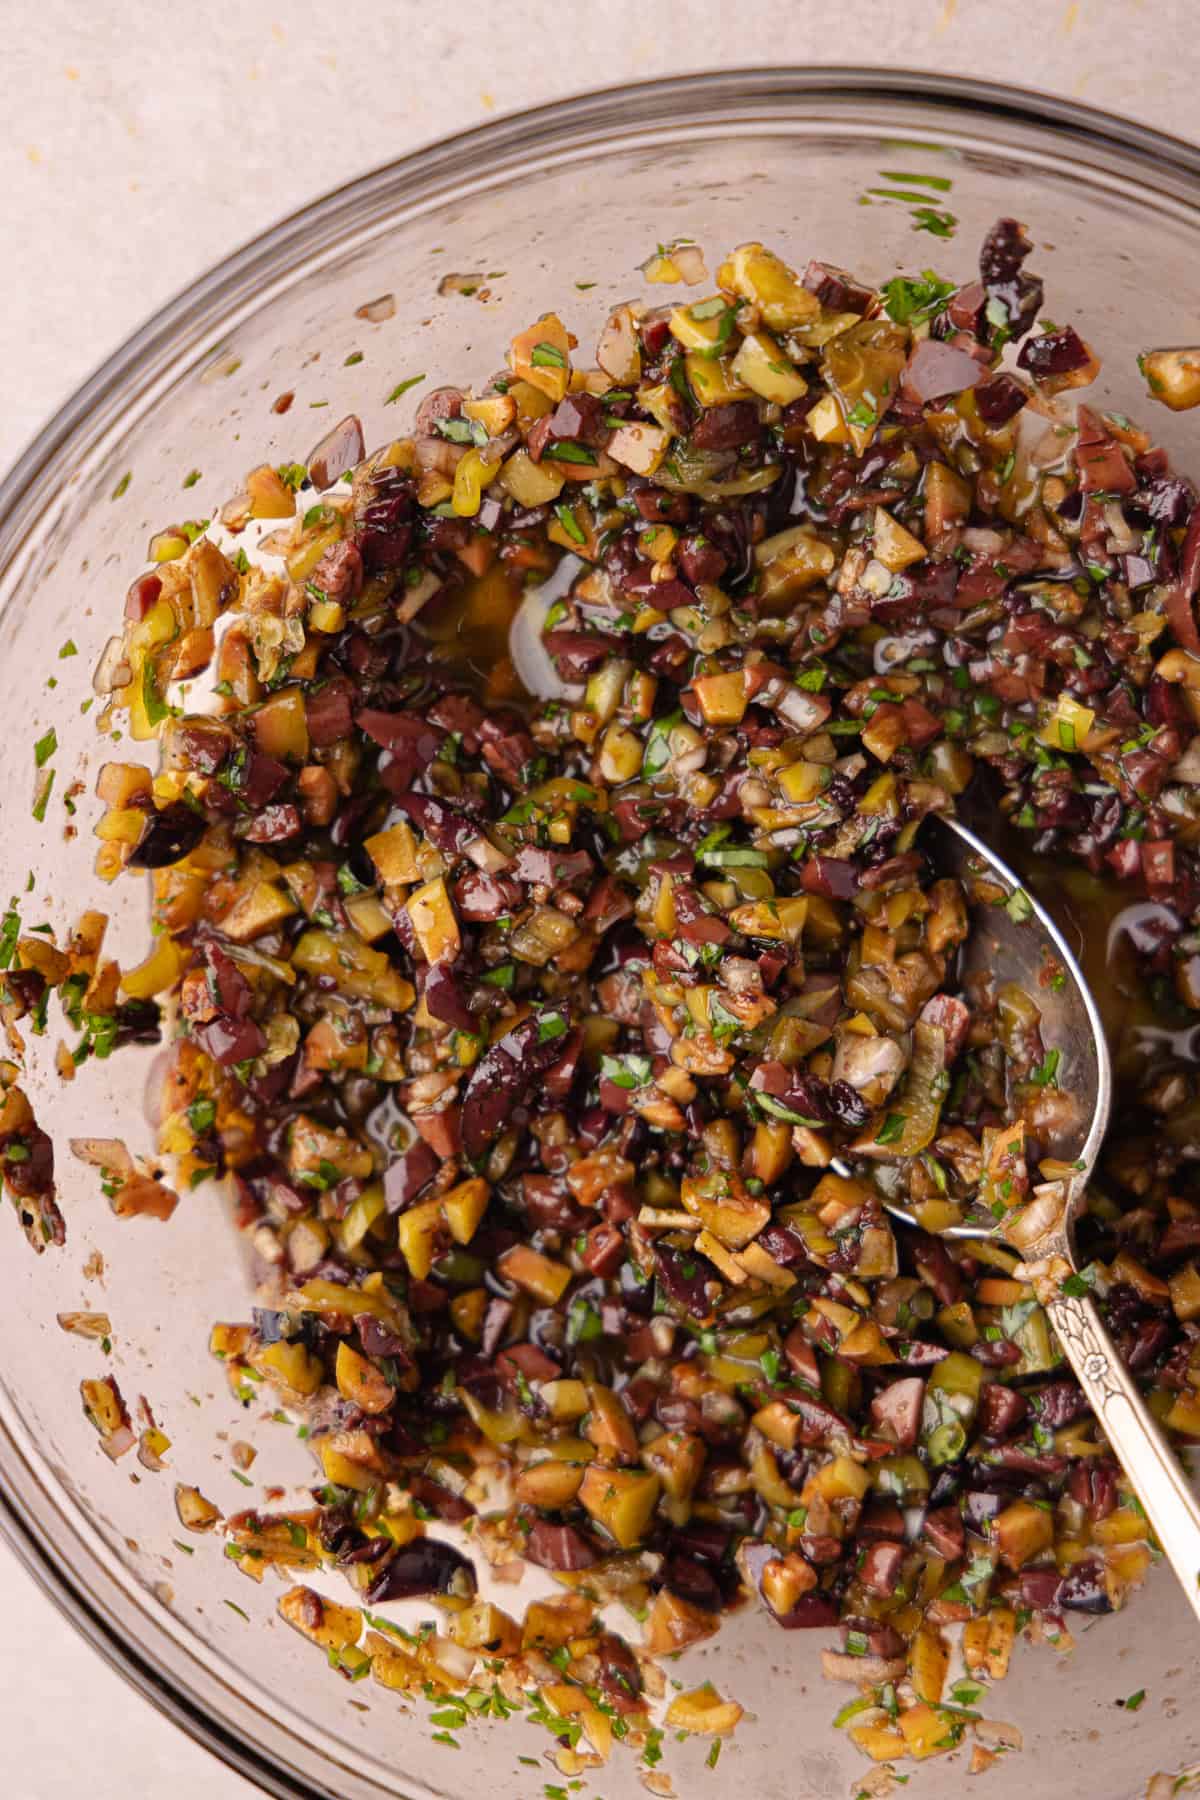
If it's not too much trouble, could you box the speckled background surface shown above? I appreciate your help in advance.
[2,2,1195,1791]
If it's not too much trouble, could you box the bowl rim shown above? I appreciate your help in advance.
[4,65,1200,1800]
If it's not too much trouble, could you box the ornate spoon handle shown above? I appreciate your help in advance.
[1044,1287,1200,1624]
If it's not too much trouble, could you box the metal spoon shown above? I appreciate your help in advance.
[866,813,1200,1620]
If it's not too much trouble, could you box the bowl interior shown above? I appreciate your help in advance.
[0,74,1196,1799]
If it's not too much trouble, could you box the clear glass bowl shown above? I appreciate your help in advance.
[1,69,1198,1800]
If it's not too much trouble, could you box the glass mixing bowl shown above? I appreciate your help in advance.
[1,68,1198,1800]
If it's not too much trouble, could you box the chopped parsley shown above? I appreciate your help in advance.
[385,373,427,404]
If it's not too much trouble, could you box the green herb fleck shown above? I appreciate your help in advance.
[537,1011,568,1044]
[385,374,427,404]
[880,169,954,192]
[554,503,586,545]
[880,271,957,326]
[32,769,55,823]
[875,1111,907,1146]
[1005,888,1034,924]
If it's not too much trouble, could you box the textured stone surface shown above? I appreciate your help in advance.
[0,2,1193,1790]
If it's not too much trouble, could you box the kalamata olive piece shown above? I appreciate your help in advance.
[1,1126,54,1201]
[1017,1568,1064,1612]
[195,1014,267,1067]
[655,1243,722,1318]
[1027,1380,1088,1430]
[902,338,984,403]
[241,803,302,845]
[127,801,207,868]
[773,1594,841,1630]
[922,1506,965,1561]
[978,1384,1029,1440]
[510,845,593,887]
[308,539,363,604]
[691,401,762,450]
[125,571,162,621]
[305,677,356,746]
[383,1140,439,1213]
[859,1541,905,1596]
[975,371,1029,424]
[542,629,614,679]
[869,1377,925,1449]
[978,216,1043,342]
[842,1616,905,1659]
[355,466,416,570]
[307,414,364,490]
[803,259,874,314]
[365,1538,477,1603]
[459,1013,569,1162]
[524,1522,598,1571]
[663,1553,723,1611]
[1017,325,1093,381]
[390,791,478,855]
[1068,1459,1119,1521]
[526,393,606,458]
[423,963,476,1034]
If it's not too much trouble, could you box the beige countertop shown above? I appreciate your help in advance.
[2,1,1194,1792]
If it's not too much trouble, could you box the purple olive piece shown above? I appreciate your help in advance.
[662,1553,723,1611]
[307,415,365,491]
[241,804,302,845]
[676,535,728,585]
[455,870,522,922]
[305,677,356,746]
[769,1593,841,1630]
[127,802,207,869]
[542,629,615,678]
[309,540,364,604]
[459,1013,571,1162]
[691,401,762,451]
[355,466,416,571]
[510,845,594,888]
[869,1377,926,1449]
[859,1541,905,1596]
[655,1242,722,1319]
[592,1633,645,1711]
[389,791,478,855]
[842,1616,906,1659]
[978,216,1044,343]
[523,1522,598,1571]
[365,1537,477,1603]
[423,963,477,1034]
[977,1383,1029,1441]
[1017,326,1092,381]
[974,372,1029,425]
[803,260,874,314]
[383,1139,440,1214]
[196,1014,267,1068]
[922,1505,965,1561]
[1027,1380,1088,1430]
[902,338,984,403]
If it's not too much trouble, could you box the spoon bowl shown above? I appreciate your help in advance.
[879,812,1112,1239]
[871,810,1200,1623]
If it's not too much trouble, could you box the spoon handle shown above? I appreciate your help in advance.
[1044,1288,1200,1623]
